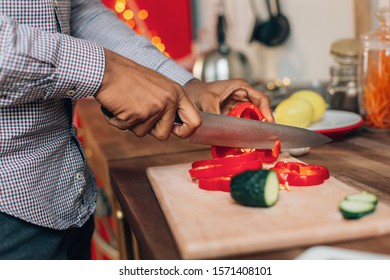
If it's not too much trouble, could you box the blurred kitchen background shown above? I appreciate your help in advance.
[102,0,388,109]
[90,0,390,260]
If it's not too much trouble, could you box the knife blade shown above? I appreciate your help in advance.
[100,106,331,149]
[187,111,331,149]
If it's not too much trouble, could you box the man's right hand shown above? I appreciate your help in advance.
[94,49,201,140]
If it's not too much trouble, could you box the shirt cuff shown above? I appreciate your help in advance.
[52,34,105,99]
[156,59,195,86]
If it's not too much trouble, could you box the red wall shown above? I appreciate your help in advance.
[101,0,193,60]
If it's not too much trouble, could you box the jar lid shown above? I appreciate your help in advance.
[330,38,360,58]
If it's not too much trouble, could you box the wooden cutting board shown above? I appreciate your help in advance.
[146,154,390,259]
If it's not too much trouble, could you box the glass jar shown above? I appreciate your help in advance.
[359,7,390,131]
[326,38,361,113]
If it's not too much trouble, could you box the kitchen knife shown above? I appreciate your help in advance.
[101,106,331,149]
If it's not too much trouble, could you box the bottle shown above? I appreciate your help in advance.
[326,38,361,113]
[359,7,390,131]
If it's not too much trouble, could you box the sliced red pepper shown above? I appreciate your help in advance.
[211,102,280,163]
[189,159,263,179]
[198,177,231,192]
[211,137,280,163]
[270,162,298,184]
[228,102,266,121]
[210,146,242,158]
[258,139,281,163]
[287,170,324,186]
[190,151,264,192]
[192,151,264,168]
[273,161,306,172]
[271,161,330,187]
[302,164,330,180]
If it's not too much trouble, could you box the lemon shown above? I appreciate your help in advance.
[290,90,327,122]
[274,97,314,128]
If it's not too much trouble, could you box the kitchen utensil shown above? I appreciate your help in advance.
[250,0,290,46]
[249,0,266,42]
[183,111,331,149]
[102,106,331,149]
[101,106,331,149]
[192,5,253,83]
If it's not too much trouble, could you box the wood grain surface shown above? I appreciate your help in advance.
[109,130,390,260]
[76,99,390,259]
[146,154,390,259]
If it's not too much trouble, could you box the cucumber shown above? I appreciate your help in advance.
[339,200,376,219]
[231,170,279,207]
[345,192,379,205]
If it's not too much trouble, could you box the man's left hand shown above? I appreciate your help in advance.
[183,79,273,122]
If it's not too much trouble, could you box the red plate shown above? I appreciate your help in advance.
[308,110,365,140]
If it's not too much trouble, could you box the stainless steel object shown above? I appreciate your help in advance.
[192,9,253,83]
[193,48,252,83]
[188,111,332,149]
[101,106,331,149]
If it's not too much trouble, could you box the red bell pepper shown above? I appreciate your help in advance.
[192,102,283,192]
[189,151,263,192]
[304,164,330,180]
[210,102,281,163]
[271,161,330,187]
[273,161,306,172]
[192,151,264,168]
[198,177,231,192]
[260,139,281,163]
[210,146,243,158]
[189,159,263,179]
[228,102,265,121]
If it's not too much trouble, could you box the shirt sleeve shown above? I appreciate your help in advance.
[0,15,105,107]
[70,0,194,86]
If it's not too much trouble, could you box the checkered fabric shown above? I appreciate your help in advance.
[0,0,194,230]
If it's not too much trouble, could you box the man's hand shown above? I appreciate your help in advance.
[183,78,273,122]
[94,49,201,140]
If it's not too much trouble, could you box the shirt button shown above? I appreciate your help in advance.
[78,188,85,195]
[76,172,84,181]
[66,89,76,97]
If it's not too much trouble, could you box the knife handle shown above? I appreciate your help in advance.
[100,105,115,118]
[100,105,183,125]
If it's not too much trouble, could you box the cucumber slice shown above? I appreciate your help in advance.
[345,192,379,205]
[231,170,279,207]
[339,200,376,219]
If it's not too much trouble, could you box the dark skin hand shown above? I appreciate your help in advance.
[94,49,202,140]
[183,78,274,122]
[95,49,273,141]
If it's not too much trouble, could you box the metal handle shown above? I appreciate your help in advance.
[265,0,273,17]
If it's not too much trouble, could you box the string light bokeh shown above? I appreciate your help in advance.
[114,0,170,57]
[104,0,170,57]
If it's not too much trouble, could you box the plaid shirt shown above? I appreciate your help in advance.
[0,0,193,229]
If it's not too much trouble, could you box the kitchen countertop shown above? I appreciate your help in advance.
[75,97,390,260]
[108,126,390,259]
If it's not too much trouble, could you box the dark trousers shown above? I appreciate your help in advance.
[0,211,94,260]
